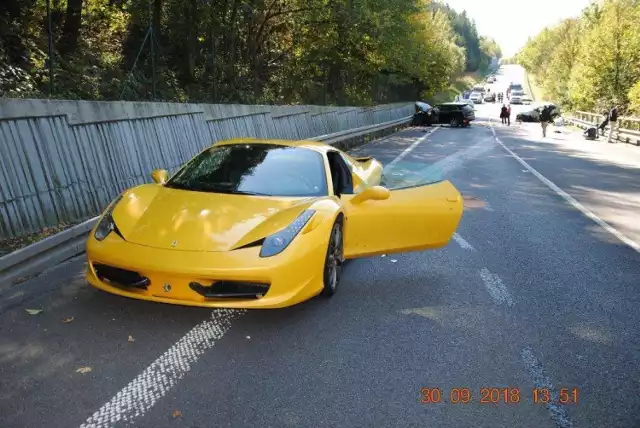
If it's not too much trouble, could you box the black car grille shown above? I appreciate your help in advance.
[93,263,150,290]
[189,281,270,299]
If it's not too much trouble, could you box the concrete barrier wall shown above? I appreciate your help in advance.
[0,99,413,239]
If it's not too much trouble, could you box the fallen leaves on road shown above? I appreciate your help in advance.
[25,308,43,315]
[462,194,487,209]
[76,366,92,374]
[61,316,75,324]
[172,410,182,418]
[128,335,135,342]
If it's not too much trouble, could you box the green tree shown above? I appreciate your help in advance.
[517,0,640,113]
[0,0,496,105]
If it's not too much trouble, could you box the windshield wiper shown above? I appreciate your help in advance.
[225,189,271,196]
[166,181,270,196]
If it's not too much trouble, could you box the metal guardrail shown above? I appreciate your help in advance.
[566,111,640,146]
[0,116,413,287]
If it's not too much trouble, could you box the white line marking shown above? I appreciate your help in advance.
[80,309,245,428]
[479,268,514,307]
[521,347,574,428]
[492,131,640,254]
[387,127,440,167]
[453,233,475,250]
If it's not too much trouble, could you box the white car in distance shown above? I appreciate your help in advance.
[510,90,525,104]
[469,92,484,104]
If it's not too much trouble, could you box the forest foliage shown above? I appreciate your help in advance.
[516,0,640,115]
[0,0,501,105]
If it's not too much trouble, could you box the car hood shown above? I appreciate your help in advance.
[110,184,317,252]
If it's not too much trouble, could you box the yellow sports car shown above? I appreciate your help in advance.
[86,138,463,309]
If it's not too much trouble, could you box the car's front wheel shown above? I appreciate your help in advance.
[321,218,344,297]
[450,117,461,127]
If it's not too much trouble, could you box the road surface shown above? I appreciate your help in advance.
[2,66,640,428]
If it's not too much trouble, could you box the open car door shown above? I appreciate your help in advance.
[342,178,464,259]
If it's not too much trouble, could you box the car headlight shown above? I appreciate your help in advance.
[259,210,316,258]
[94,195,123,241]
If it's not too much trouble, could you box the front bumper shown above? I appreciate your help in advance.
[86,227,328,309]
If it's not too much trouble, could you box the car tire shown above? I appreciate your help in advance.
[321,217,344,297]
[450,117,461,127]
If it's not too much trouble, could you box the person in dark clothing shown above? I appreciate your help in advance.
[506,104,511,125]
[607,105,618,143]
[584,126,598,140]
[500,104,508,124]
[540,105,552,137]
[597,109,609,136]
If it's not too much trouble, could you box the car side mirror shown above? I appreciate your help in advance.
[151,169,168,184]
[351,186,391,204]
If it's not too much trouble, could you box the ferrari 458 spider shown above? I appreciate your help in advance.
[86,138,464,308]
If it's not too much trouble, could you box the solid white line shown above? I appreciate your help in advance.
[521,347,574,428]
[80,309,245,428]
[492,131,640,254]
[387,127,440,167]
[453,233,475,250]
[479,268,514,307]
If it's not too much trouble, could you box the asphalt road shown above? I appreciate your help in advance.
[2,67,640,428]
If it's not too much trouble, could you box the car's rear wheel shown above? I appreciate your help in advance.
[450,117,461,127]
[321,218,344,297]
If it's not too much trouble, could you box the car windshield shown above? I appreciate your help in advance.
[165,143,327,197]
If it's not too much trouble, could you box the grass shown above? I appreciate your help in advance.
[526,73,546,102]
[0,221,80,257]
[427,71,486,104]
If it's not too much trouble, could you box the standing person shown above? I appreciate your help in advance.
[540,104,552,137]
[506,104,511,126]
[500,104,508,124]
[597,110,609,137]
[607,104,618,143]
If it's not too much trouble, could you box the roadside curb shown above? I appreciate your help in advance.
[0,217,97,289]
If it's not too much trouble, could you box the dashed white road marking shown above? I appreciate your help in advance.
[387,127,440,167]
[491,126,640,254]
[80,309,245,428]
[479,268,514,307]
[453,233,475,250]
[521,347,575,428]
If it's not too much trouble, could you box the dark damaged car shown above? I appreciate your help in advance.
[411,101,438,126]
[516,103,560,123]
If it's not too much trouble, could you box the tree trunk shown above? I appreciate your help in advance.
[152,0,162,41]
[225,0,239,97]
[185,0,197,81]
[60,0,83,55]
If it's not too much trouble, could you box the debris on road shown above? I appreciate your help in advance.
[76,366,92,374]
[61,316,75,324]
[25,308,43,315]
[128,335,135,342]
[172,410,182,418]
